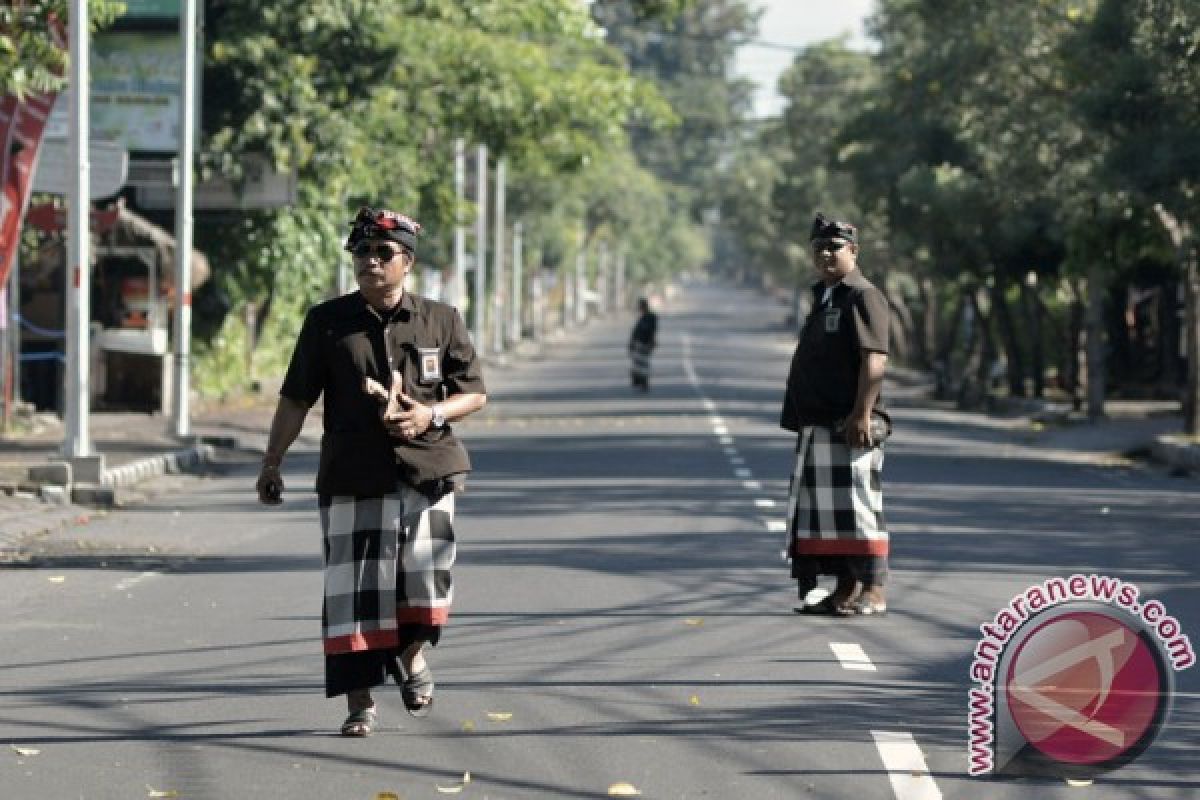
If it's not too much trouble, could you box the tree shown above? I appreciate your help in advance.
[0,1,125,99]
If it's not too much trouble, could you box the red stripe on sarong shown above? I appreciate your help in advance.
[323,608,451,654]
[793,538,889,556]
[397,606,450,625]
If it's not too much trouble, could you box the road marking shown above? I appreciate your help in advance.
[734,468,752,479]
[742,480,762,491]
[702,399,715,411]
[723,447,737,456]
[765,520,786,532]
[709,416,724,426]
[829,642,876,671]
[730,456,744,465]
[871,731,942,800]
[115,571,160,591]
[754,498,775,509]
[718,436,734,445]
[713,425,729,436]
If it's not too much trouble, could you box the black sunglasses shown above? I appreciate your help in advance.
[353,242,404,262]
[812,238,849,252]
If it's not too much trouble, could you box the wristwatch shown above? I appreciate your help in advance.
[430,404,446,429]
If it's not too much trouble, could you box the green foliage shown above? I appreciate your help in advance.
[0,1,126,99]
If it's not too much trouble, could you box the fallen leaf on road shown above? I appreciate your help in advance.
[11,745,40,756]
[146,787,179,798]
[47,576,66,584]
[461,720,476,732]
[684,618,704,626]
[607,783,642,797]
[376,793,401,800]
[688,695,701,706]
[486,712,513,722]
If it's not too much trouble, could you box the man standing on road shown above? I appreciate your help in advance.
[781,213,890,617]
[628,296,658,392]
[255,207,487,736]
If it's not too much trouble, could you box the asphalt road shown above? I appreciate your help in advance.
[2,281,1197,800]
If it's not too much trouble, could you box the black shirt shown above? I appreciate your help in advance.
[280,290,486,496]
[780,269,889,432]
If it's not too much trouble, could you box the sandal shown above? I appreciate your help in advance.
[795,595,857,616]
[401,665,435,717]
[340,707,377,737]
[849,599,888,616]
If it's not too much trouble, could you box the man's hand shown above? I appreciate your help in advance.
[257,463,284,505]
[383,391,434,439]
[843,413,874,449]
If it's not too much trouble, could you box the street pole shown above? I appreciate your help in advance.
[491,157,506,354]
[473,144,487,349]
[64,0,91,458]
[615,249,625,312]
[597,240,609,317]
[575,229,587,325]
[453,138,466,311]
[172,0,197,438]
[510,220,523,345]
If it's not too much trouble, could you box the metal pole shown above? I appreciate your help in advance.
[2,250,18,426]
[597,241,609,317]
[491,157,506,354]
[172,0,197,438]
[510,221,523,345]
[616,249,625,312]
[473,144,487,349]
[575,229,587,325]
[64,0,91,458]
[453,138,466,311]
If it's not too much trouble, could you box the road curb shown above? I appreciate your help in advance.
[1152,434,1200,474]
[100,442,216,489]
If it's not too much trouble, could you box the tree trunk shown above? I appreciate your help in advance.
[1085,260,1108,421]
[990,279,1026,397]
[1183,250,1200,434]
[1151,204,1199,433]
[936,289,967,401]
[920,277,938,371]
[886,289,914,364]
[1063,280,1086,412]
[960,287,994,410]
[1023,281,1045,397]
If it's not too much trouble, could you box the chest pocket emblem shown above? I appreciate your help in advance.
[418,347,442,383]
[823,308,842,333]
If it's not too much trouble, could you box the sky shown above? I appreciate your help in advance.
[734,0,877,118]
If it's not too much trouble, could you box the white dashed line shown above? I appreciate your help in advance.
[713,426,729,436]
[742,480,762,491]
[115,571,160,592]
[718,436,734,446]
[754,498,775,509]
[723,447,737,456]
[709,416,724,426]
[764,520,786,533]
[871,731,943,800]
[829,642,876,671]
[734,468,752,479]
[730,456,744,465]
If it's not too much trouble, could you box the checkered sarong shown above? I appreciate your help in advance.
[319,485,456,655]
[785,425,888,557]
[630,342,653,382]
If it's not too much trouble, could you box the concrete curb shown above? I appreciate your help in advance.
[100,442,216,489]
[1152,435,1200,473]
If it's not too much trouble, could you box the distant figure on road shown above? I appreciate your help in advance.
[628,297,658,392]
[781,212,891,617]
[255,207,487,736]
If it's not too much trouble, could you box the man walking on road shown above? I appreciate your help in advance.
[628,296,658,392]
[255,207,487,735]
[781,213,891,617]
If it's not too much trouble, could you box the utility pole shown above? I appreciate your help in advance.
[575,229,587,325]
[509,221,523,346]
[473,144,487,349]
[615,249,626,312]
[172,0,198,438]
[491,157,506,354]
[64,0,91,458]
[453,138,466,311]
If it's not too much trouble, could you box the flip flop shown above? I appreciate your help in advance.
[340,707,377,737]
[795,596,856,616]
[401,665,435,717]
[850,600,888,616]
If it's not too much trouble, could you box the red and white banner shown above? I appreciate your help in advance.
[0,88,58,288]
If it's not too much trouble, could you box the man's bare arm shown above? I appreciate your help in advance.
[257,395,311,505]
[846,351,887,448]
